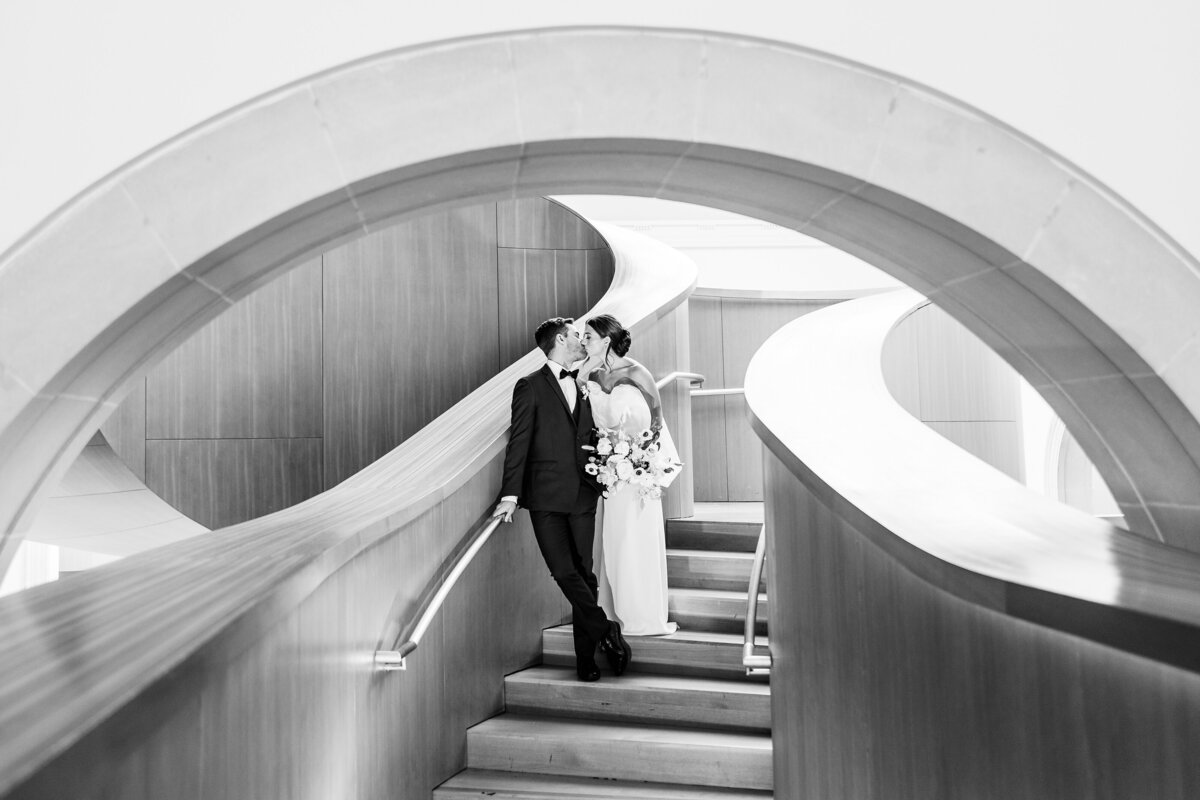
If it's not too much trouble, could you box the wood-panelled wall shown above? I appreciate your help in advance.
[881,301,1025,482]
[102,198,613,529]
[764,450,1200,799]
[689,296,837,502]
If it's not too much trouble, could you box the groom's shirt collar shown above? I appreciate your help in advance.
[547,359,574,380]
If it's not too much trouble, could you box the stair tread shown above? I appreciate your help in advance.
[547,623,768,652]
[667,549,756,560]
[667,521,762,532]
[671,587,767,600]
[437,768,773,799]
[507,665,770,697]
[546,624,767,647]
[471,714,771,753]
[504,665,770,731]
[468,714,773,790]
[683,503,765,524]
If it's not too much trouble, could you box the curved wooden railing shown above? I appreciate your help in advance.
[746,288,1200,798]
[0,222,697,798]
[747,289,1200,662]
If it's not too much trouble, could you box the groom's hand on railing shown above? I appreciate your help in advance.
[492,499,517,523]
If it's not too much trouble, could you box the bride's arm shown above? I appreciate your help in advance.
[627,364,664,434]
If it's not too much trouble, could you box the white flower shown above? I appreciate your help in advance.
[596,438,613,455]
[584,463,599,475]
[650,450,676,470]
[615,460,634,480]
[638,429,653,442]
[613,440,631,456]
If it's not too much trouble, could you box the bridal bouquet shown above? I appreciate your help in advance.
[583,426,682,502]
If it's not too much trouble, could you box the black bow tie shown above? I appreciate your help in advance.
[558,369,579,381]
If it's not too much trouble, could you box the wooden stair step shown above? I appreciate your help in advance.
[543,625,769,681]
[669,588,768,635]
[466,715,772,790]
[505,665,770,732]
[665,519,762,553]
[435,768,774,799]
[687,503,765,524]
[667,550,765,592]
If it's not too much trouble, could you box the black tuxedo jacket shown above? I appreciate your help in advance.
[500,364,599,512]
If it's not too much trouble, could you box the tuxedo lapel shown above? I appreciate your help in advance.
[540,365,577,426]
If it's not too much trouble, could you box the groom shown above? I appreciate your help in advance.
[492,317,632,682]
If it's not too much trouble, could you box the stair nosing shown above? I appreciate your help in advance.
[506,664,771,695]
[470,713,772,749]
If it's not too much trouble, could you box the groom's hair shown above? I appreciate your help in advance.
[535,317,574,355]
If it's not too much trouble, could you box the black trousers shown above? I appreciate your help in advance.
[528,487,610,665]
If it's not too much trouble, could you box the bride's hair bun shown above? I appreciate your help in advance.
[587,314,632,357]
[611,328,632,357]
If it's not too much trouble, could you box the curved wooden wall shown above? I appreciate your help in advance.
[881,300,1025,481]
[99,198,612,530]
[0,224,695,800]
[748,290,1200,798]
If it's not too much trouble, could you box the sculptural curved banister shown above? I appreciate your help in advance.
[0,222,698,798]
[746,288,1200,671]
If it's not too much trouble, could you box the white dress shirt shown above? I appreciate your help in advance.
[549,358,578,413]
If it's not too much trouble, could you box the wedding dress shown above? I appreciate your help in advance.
[587,379,679,636]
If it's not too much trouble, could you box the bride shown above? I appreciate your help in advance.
[578,314,679,636]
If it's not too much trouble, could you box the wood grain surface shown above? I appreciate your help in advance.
[146,257,324,440]
[0,222,696,800]
[498,197,606,250]
[322,206,500,488]
[882,301,1026,481]
[104,198,610,528]
[750,290,1200,799]
[688,296,834,502]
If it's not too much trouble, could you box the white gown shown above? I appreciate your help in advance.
[588,380,679,636]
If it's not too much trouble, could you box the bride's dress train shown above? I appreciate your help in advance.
[588,381,679,636]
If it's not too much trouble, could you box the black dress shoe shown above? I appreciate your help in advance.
[599,621,632,676]
[577,661,601,682]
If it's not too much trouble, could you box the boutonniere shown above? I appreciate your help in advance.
[579,383,591,400]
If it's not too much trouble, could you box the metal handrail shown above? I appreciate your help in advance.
[692,387,745,397]
[374,513,505,672]
[655,371,706,390]
[743,524,772,676]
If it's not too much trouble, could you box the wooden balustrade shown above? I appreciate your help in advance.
[747,289,1200,799]
[0,224,697,800]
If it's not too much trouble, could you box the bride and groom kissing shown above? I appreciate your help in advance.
[492,314,680,682]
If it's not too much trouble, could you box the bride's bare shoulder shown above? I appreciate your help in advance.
[617,361,657,389]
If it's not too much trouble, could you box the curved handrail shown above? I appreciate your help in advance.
[742,524,771,676]
[746,289,1200,672]
[374,513,504,671]
[655,371,705,391]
